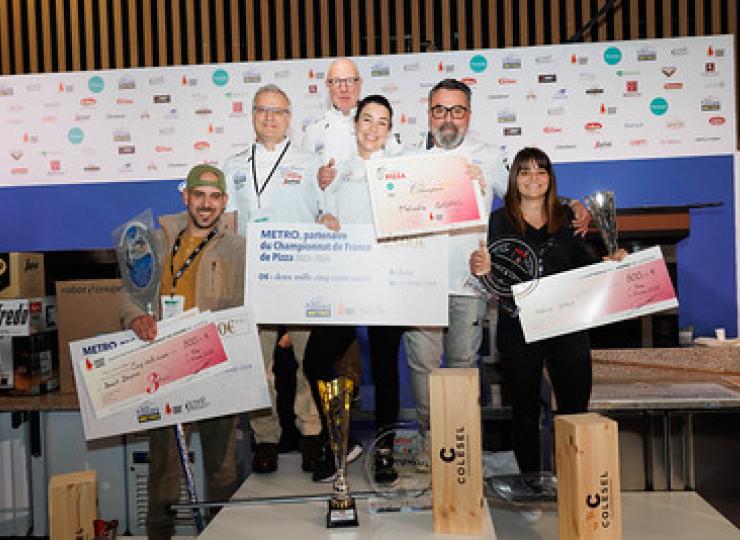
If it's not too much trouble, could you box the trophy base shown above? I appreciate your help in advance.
[326,499,359,528]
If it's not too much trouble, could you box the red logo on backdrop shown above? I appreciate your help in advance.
[709,116,725,126]
[50,160,60,171]
[193,141,210,151]
[543,126,562,134]
[626,81,638,93]
[308,84,318,93]
[460,77,477,86]
[584,122,602,131]
[233,101,243,113]
[85,358,93,370]
[80,97,96,107]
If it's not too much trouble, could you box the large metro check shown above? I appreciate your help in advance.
[71,306,270,440]
[247,223,448,326]
[513,246,678,343]
[365,154,485,239]
[78,311,229,418]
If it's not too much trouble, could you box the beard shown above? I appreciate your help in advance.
[432,122,465,150]
[188,205,223,230]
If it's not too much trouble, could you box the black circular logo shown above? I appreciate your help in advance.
[477,238,539,300]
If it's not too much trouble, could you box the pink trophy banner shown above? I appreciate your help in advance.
[365,154,484,239]
[81,322,228,417]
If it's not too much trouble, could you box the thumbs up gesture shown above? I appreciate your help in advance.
[469,239,492,276]
[318,158,337,190]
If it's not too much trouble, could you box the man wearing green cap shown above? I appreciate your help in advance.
[119,163,245,540]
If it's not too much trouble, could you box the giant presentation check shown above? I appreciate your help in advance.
[71,306,270,440]
[365,154,485,239]
[247,223,448,326]
[513,246,678,342]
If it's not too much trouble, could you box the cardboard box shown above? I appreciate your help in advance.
[0,296,57,337]
[430,368,485,535]
[56,279,123,394]
[48,470,97,540]
[0,252,45,299]
[0,331,59,394]
[555,413,622,540]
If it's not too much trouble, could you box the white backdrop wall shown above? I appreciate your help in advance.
[0,34,735,336]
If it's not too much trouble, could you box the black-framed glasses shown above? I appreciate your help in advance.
[430,104,468,119]
[327,77,360,87]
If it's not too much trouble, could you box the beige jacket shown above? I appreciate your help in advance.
[119,211,246,329]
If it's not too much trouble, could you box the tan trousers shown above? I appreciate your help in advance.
[250,325,322,443]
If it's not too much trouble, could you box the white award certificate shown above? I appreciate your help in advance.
[514,246,678,343]
[71,306,270,440]
[247,223,448,326]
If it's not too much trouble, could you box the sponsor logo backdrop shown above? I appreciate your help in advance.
[0,35,734,183]
[0,35,735,336]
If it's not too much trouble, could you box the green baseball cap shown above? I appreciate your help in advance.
[186,164,227,193]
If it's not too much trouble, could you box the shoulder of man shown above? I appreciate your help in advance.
[222,148,252,168]
[217,227,246,250]
[302,110,333,133]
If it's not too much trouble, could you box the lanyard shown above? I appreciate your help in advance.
[170,227,218,289]
[251,140,291,208]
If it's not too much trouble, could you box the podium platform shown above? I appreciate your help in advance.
[197,454,739,539]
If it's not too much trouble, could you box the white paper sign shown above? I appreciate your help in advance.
[71,305,270,440]
[247,223,449,326]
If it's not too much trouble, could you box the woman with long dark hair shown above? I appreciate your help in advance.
[470,147,625,473]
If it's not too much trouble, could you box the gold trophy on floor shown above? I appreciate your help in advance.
[318,377,359,528]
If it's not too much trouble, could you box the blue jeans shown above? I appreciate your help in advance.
[404,295,488,426]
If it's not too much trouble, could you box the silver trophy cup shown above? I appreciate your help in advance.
[584,190,618,256]
[318,377,359,528]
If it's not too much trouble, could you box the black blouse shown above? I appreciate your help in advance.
[486,207,598,315]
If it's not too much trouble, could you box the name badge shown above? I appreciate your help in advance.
[254,207,272,223]
[161,295,185,319]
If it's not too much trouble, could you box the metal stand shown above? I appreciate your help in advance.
[174,423,204,534]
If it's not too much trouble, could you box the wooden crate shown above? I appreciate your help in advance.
[430,368,485,535]
[555,413,621,540]
[48,470,97,540]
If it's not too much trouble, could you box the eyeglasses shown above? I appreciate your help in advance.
[430,104,468,119]
[253,105,291,117]
[327,77,360,88]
